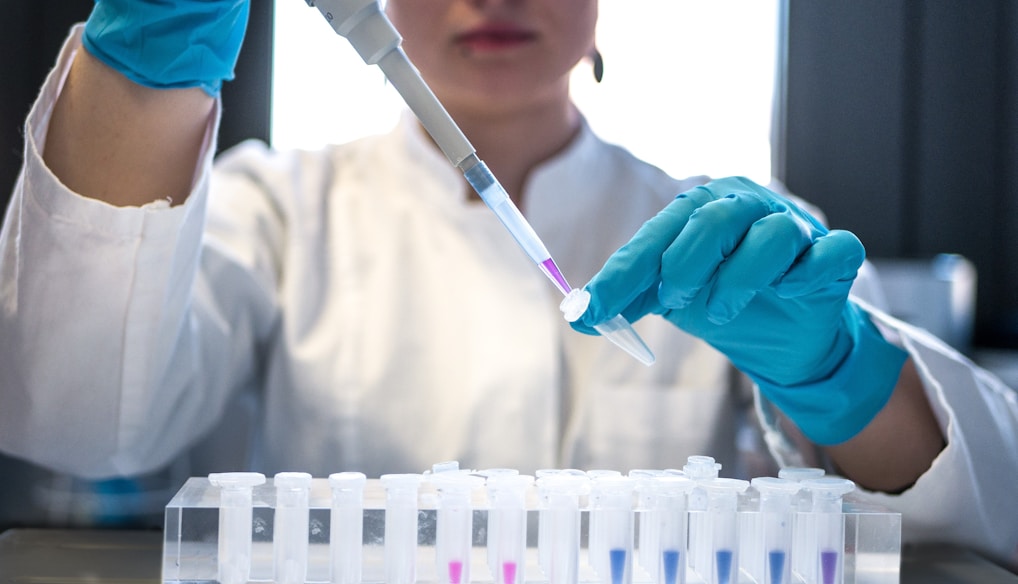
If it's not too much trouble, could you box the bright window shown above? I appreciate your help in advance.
[272,1,780,184]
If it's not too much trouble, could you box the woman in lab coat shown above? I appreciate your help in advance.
[1,0,1016,570]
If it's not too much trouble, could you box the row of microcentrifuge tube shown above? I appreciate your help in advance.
[206,456,854,584]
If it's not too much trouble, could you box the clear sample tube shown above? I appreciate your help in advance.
[777,467,825,583]
[590,476,636,584]
[802,478,855,584]
[273,472,313,584]
[208,472,266,584]
[382,474,424,584]
[683,456,722,579]
[329,472,367,584]
[645,476,695,584]
[586,469,623,579]
[560,288,656,366]
[751,477,802,584]
[431,473,485,584]
[535,469,586,576]
[536,474,591,584]
[307,0,655,367]
[628,469,669,576]
[701,478,750,584]
[486,474,534,584]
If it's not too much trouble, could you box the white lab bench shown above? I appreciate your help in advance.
[0,528,1015,584]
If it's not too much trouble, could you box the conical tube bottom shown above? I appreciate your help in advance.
[593,314,656,366]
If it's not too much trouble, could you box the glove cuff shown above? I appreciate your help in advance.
[754,302,908,445]
[84,0,250,97]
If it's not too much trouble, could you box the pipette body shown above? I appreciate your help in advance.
[306,0,655,366]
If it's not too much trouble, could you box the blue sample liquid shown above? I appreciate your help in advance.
[662,549,681,584]
[609,548,627,584]
[768,550,786,584]
[715,549,734,584]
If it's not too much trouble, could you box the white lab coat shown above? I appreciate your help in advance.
[2,26,1017,568]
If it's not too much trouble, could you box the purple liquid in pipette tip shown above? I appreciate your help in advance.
[448,560,463,584]
[820,550,839,584]
[502,561,517,584]
[662,549,680,584]
[540,258,571,295]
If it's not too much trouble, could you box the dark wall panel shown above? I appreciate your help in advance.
[781,0,1018,347]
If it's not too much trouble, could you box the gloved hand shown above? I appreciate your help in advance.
[572,177,907,445]
[83,0,250,97]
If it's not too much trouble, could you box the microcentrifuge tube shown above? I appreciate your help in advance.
[701,478,749,584]
[329,472,367,584]
[382,474,424,584]
[591,476,636,584]
[560,289,655,366]
[751,477,802,584]
[777,467,824,582]
[535,469,586,576]
[628,469,669,576]
[432,473,484,584]
[482,468,520,574]
[645,475,695,584]
[536,474,590,584]
[802,478,855,584]
[486,474,533,584]
[208,472,266,584]
[683,456,721,579]
[273,472,313,584]
[586,469,623,580]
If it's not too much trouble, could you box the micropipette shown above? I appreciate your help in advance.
[208,472,266,584]
[273,472,313,584]
[329,472,367,584]
[306,0,655,366]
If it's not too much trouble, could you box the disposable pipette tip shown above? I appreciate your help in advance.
[560,289,655,366]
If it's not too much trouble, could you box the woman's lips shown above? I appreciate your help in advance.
[455,25,537,52]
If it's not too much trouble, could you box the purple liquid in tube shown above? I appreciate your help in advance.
[661,549,680,584]
[820,550,839,584]
[448,560,463,584]
[540,258,571,295]
[502,561,517,584]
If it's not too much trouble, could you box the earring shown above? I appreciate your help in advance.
[591,48,604,83]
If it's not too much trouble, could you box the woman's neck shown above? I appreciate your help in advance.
[437,97,582,208]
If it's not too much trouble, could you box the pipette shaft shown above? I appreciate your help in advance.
[309,0,654,364]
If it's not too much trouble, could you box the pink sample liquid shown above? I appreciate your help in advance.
[448,560,463,584]
[502,561,517,584]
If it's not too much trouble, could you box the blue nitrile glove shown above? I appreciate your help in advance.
[83,0,250,97]
[572,177,907,445]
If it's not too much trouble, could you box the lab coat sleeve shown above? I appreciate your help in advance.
[759,296,1018,568]
[0,26,274,479]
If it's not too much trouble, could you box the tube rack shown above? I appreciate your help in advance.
[162,469,900,584]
